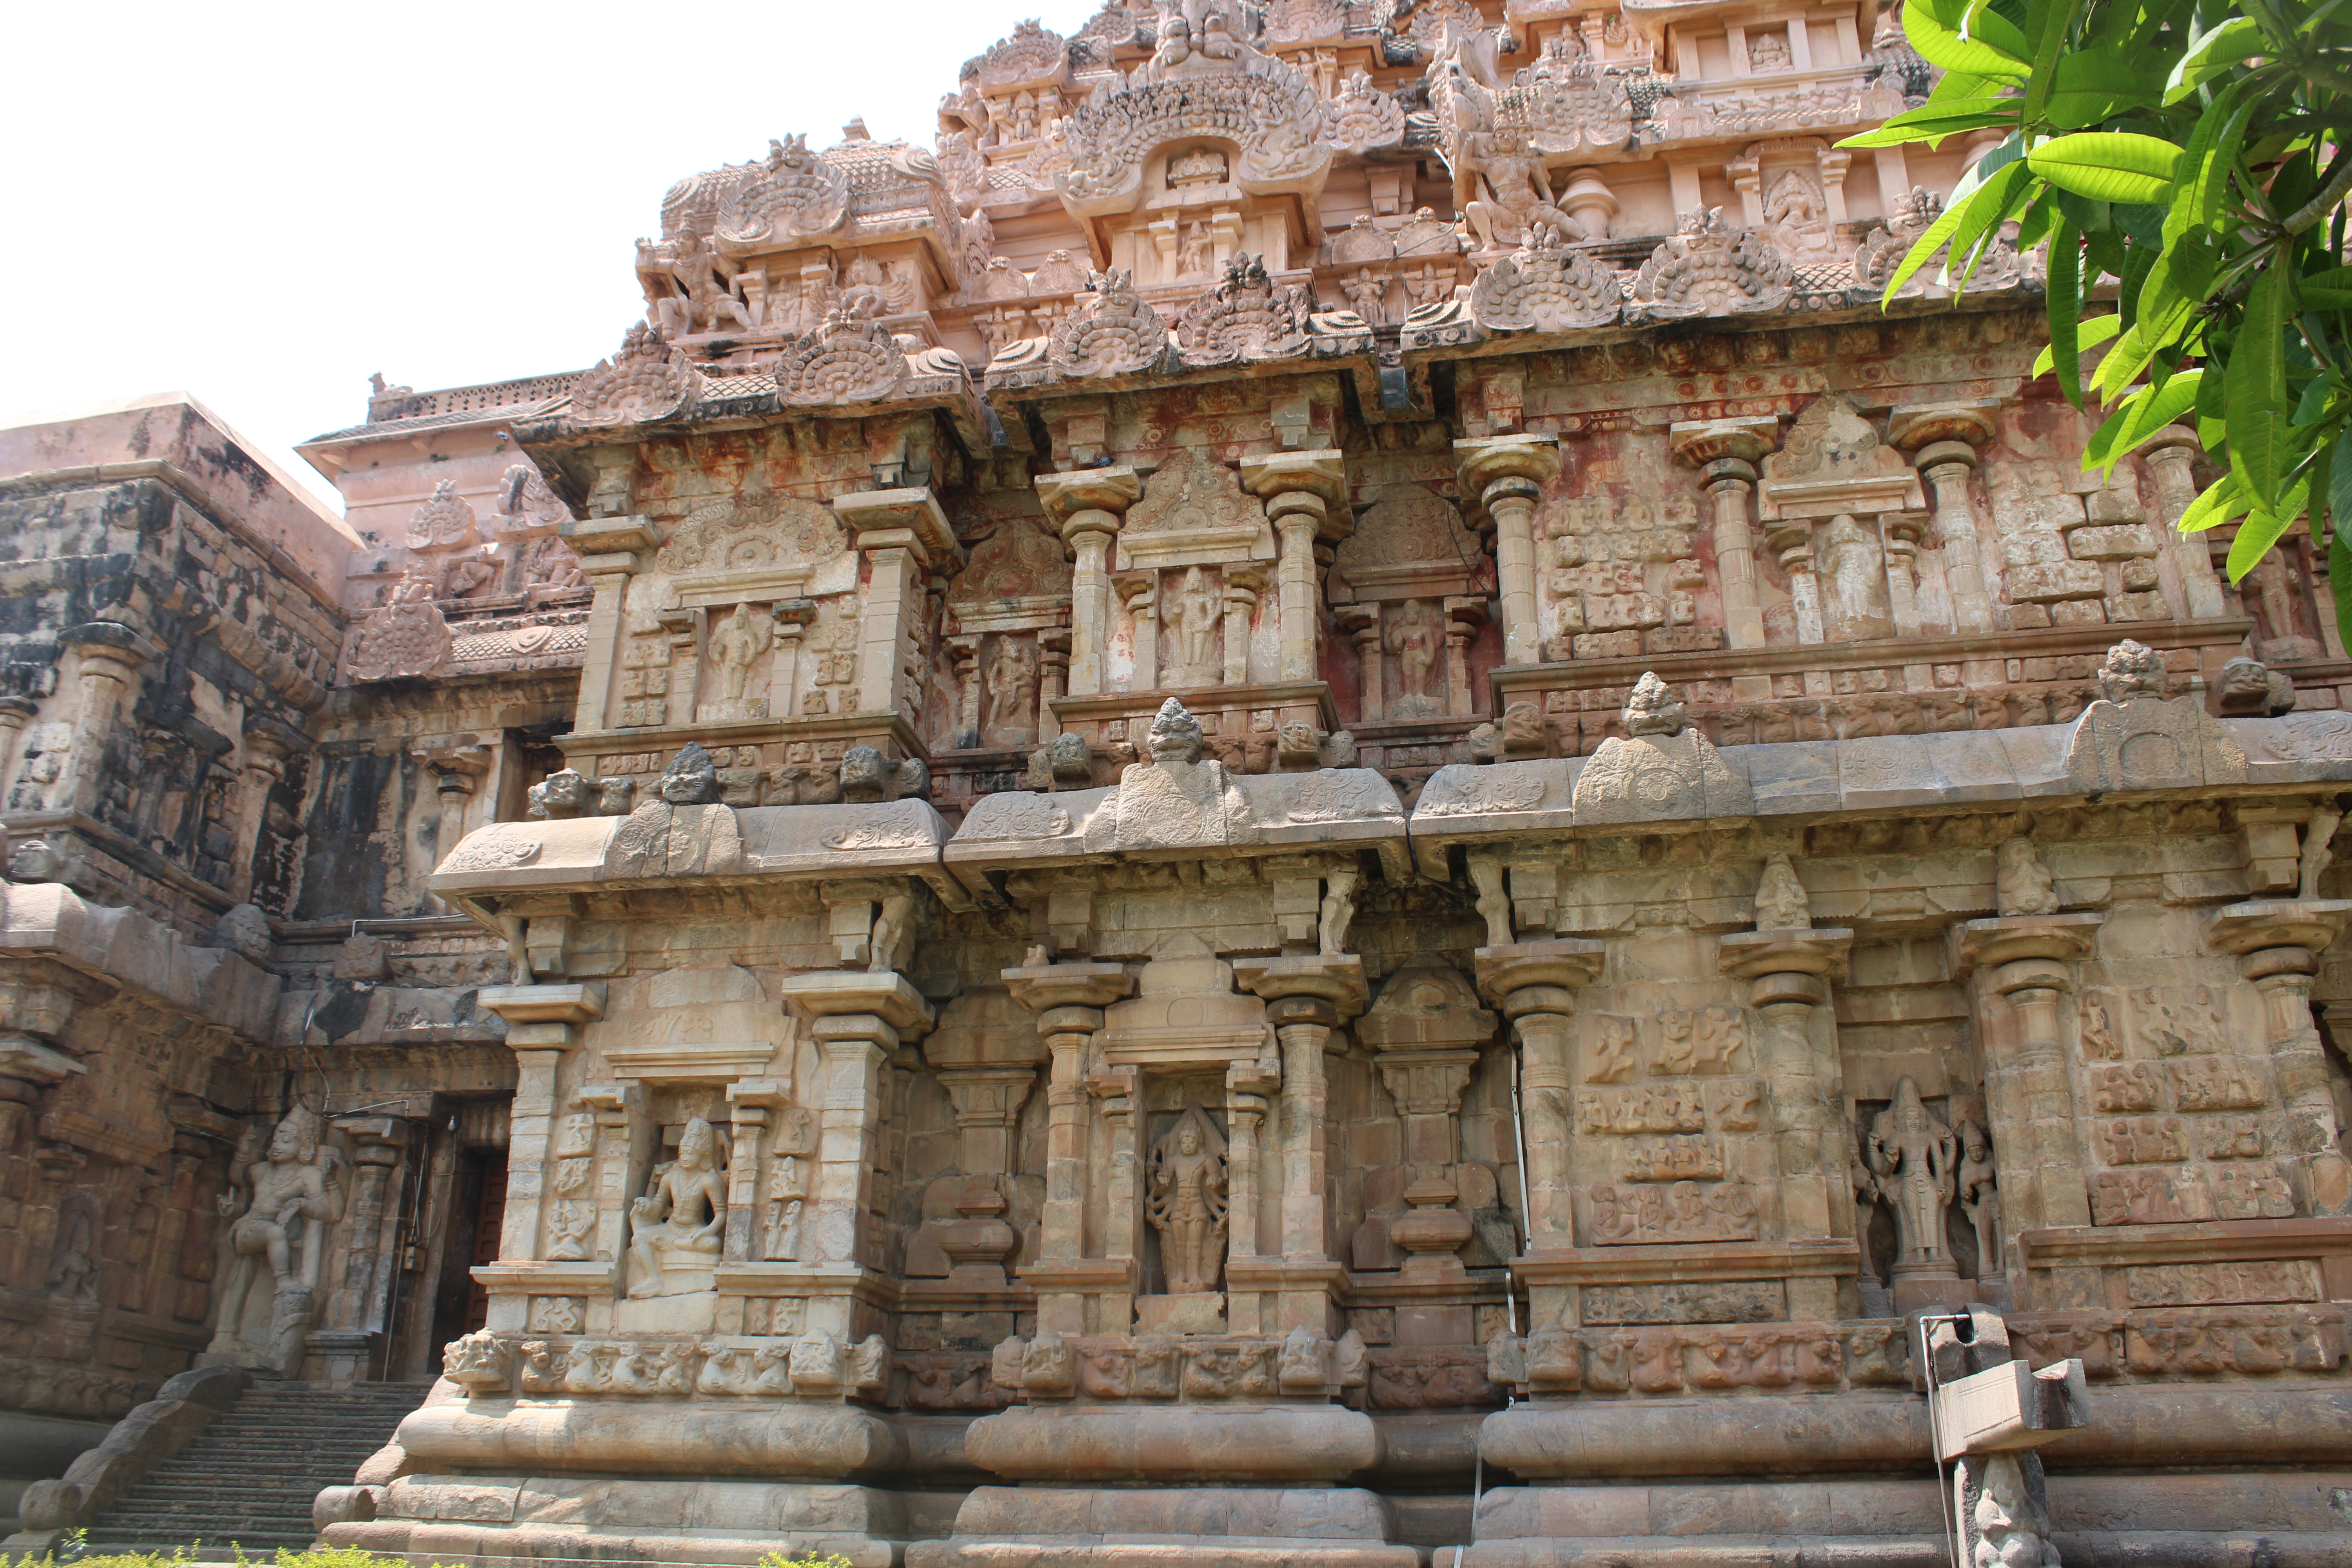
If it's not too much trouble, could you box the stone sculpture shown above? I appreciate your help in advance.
[528,768,593,820]
[206,1107,346,1372]
[1753,853,1810,930]
[1958,1119,2001,1278]
[1866,1079,1957,1280]
[626,1118,727,1299]
[1148,1111,1230,1296]
[1994,837,2058,917]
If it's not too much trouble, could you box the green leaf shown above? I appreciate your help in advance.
[1906,0,2032,75]
[2088,369,2206,470]
[2229,504,2301,580]
[2330,521,2352,655]
[1939,162,2034,291]
[2023,0,2093,124]
[2043,49,2163,128]
[2299,265,2352,309]
[2163,15,2268,103]
[2178,471,2246,532]
[2333,428,2352,536]
[1838,97,2021,148]
[2027,132,2185,205]
[1879,164,1990,301]
[2044,219,2087,405]
[2034,310,2120,377]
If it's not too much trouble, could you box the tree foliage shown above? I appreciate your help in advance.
[1844,0,2352,641]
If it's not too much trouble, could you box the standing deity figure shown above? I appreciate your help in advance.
[626,1118,728,1298]
[1386,598,1444,716]
[1175,566,1221,675]
[1866,1078,1958,1274]
[708,603,772,702]
[984,636,1040,741]
[1148,1117,1230,1295]
[209,1107,345,1356]
[1957,1119,2002,1279]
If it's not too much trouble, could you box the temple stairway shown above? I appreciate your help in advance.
[81,1383,426,1559]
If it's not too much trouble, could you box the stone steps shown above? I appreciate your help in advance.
[82,1382,428,1557]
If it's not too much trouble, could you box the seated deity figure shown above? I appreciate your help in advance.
[626,1117,727,1298]
[209,1107,345,1353]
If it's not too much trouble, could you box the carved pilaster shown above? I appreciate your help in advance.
[2206,899,2352,1216]
[1240,451,1348,684]
[1670,417,1779,652]
[1036,468,1142,699]
[1954,916,2103,1244]
[1475,940,1606,1250]
[1455,435,1563,668]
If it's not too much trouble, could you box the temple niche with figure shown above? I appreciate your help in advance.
[3,2,2352,1566]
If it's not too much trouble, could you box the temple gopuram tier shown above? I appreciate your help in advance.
[3,4,2350,1566]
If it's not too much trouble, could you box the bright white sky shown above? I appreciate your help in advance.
[0,0,1105,511]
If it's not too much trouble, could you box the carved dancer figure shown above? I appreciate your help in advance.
[1174,566,1220,673]
[1148,1119,1229,1294]
[626,1118,727,1298]
[209,1108,344,1350]
[984,637,1039,740]
[1867,1078,1957,1273]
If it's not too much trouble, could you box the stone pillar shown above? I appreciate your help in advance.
[768,598,817,722]
[1445,599,1485,715]
[229,719,297,905]
[579,1080,651,1289]
[1717,929,1854,1289]
[1235,955,1368,1332]
[1765,520,1824,645]
[1224,566,1267,688]
[1242,451,1350,685]
[1115,572,1159,691]
[1889,404,2001,635]
[1882,511,1929,639]
[1338,606,1382,721]
[1003,961,1132,1269]
[835,487,966,723]
[1037,630,1070,727]
[322,1115,408,1338]
[1456,436,1563,668]
[2143,427,2229,619]
[777,968,935,1338]
[560,516,661,733]
[1036,468,1142,699]
[1474,940,1606,1249]
[1670,417,1778,652]
[0,696,34,799]
[723,1079,792,1261]
[474,984,606,1271]
[1955,916,2103,1241]
[2206,900,2352,1215]
[56,622,154,819]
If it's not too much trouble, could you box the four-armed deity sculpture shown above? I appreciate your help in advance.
[1148,1111,1231,1297]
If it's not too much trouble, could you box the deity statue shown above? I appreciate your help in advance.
[1463,132,1583,253]
[708,603,772,703]
[1866,1079,1957,1275]
[1179,222,1214,279]
[209,1107,346,1358]
[1995,837,2059,917]
[984,637,1039,743]
[1147,1113,1229,1296]
[1173,566,1221,676]
[1957,1118,2001,1278]
[1753,852,1811,930]
[1386,598,1444,717]
[626,1117,727,1298]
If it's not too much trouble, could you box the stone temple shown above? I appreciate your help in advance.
[2,2,2350,1564]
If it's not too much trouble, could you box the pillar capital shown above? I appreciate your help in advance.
[831,485,965,573]
[1003,960,1134,1014]
[779,969,936,1039]
[1952,913,2103,980]
[1239,451,1349,542]
[1474,939,1606,1014]
[1453,433,1562,515]
[1233,954,1368,1021]
[2203,898,2352,964]
[1670,415,1779,468]
[1717,928,1854,983]
[1035,467,1142,527]
[1887,398,2000,454]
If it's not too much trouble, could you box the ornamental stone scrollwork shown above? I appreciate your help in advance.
[1468,231,1623,333]
[1521,47,1635,152]
[1319,71,1406,155]
[571,321,702,427]
[1052,45,1328,215]
[774,298,909,407]
[1853,187,1942,298]
[659,488,847,575]
[405,481,478,550]
[497,463,572,532]
[978,18,1069,88]
[1176,254,1313,366]
[1630,209,1794,321]
[713,134,851,246]
[1048,270,1172,379]
[342,568,453,683]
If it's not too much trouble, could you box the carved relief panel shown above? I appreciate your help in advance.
[1108,449,1278,693]
[942,522,1074,752]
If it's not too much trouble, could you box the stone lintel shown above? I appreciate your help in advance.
[1511,1238,1863,1287]
[2016,1216,2352,1272]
